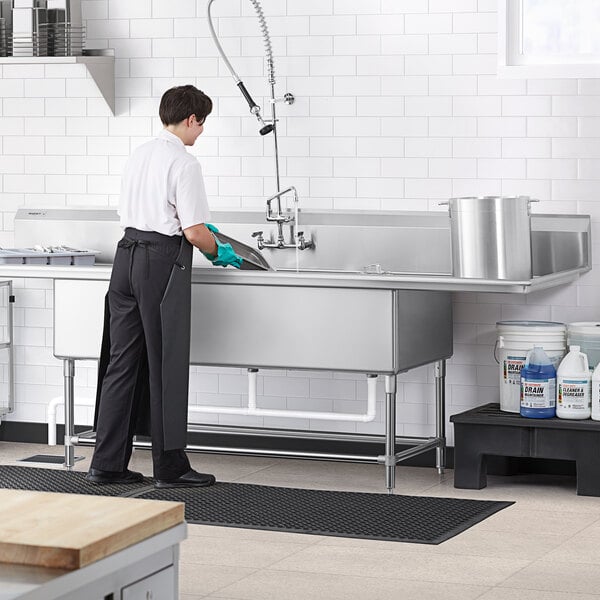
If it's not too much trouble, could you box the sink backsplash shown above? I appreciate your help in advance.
[14,208,590,277]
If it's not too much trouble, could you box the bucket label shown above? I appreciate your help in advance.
[504,356,526,384]
[521,379,556,409]
[558,379,591,410]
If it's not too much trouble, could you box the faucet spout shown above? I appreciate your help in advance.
[259,186,313,251]
[266,186,296,225]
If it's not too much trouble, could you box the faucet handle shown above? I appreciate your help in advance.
[251,230,265,250]
[296,231,313,250]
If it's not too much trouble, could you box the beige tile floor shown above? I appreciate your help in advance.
[2,441,600,599]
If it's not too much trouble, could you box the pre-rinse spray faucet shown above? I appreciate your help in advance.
[252,186,312,250]
[206,0,312,251]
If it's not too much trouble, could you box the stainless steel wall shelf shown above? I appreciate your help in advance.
[0,54,114,114]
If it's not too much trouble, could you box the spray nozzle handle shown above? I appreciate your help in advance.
[237,81,259,111]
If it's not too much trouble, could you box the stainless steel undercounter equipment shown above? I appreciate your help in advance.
[10,208,592,492]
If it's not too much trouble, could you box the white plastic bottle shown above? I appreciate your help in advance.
[592,361,600,421]
[556,345,591,420]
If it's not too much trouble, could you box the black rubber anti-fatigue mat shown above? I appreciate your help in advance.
[0,465,154,497]
[138,483,514,544]
[0,466,513,544]
[20,455,66,464]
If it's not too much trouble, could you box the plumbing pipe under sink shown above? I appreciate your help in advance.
[47,373,378,445]
[47,395,94,446]
[187,370,378,422]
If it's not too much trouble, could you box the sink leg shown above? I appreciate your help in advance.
[63,359,75,470]
[434,360,447,475]
[384,374,397,494]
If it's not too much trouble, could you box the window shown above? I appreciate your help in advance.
[498,0,600,78]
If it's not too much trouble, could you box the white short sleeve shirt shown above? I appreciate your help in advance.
[118,129,211,236]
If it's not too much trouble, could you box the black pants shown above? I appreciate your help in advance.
[91,228,191,480]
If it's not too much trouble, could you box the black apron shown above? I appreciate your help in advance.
[93,230,193,453]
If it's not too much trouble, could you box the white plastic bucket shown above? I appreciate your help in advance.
[496,321,566,413]
[567,322,600,370]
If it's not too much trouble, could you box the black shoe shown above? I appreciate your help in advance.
[86,468,144,484]
[155,469,216,489]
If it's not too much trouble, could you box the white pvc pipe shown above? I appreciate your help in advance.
[46,396,94,446]
[248,369,257,410]
[188,370,378,422]
[49,372,379,446]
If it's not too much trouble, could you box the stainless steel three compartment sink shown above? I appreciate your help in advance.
[10,207,591,491]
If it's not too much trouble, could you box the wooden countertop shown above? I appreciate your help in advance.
[0,490,184,570]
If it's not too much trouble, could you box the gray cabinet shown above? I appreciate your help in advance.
[122,566,175,600]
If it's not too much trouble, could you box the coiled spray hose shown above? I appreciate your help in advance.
[206,0,275,135]
[247,0,275,85]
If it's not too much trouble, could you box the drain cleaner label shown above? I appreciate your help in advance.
[504,356,526,384]
[521,378,556,409]
[558,379,591,410]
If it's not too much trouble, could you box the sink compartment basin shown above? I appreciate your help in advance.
[54,281,452,374]
[191,284,452,373]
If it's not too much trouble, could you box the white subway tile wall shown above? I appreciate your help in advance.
[0,0,598,447]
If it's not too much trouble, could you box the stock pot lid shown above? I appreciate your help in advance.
[450,196,531,201]
[448,196,531,209]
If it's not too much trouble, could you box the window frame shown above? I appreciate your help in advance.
[498,0,600,78]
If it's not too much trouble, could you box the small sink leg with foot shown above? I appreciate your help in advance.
[435,360,447,475]
[384,374,397,494]
[63,358,75,470]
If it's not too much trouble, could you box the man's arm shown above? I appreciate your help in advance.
[183,223,218,256]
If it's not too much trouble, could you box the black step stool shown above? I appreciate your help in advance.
[450,403,600,496]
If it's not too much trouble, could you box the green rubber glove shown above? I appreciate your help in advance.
[201,223,220,261]
[201,224,243,268]
[212,240,243,268]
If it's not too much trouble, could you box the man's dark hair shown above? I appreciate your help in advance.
[159,85,213,126]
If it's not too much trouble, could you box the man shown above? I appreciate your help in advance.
[87,85,241,488]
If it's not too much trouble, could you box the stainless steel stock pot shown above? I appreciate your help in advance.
[443,195,535,280]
